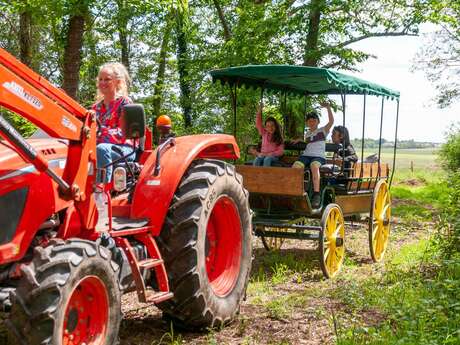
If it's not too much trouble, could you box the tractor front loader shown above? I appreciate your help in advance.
[0,47,252,345]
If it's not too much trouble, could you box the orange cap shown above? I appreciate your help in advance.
[156,115,172,128]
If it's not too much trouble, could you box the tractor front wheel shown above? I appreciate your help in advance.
[157,159,252,329]
[8,239,121,345]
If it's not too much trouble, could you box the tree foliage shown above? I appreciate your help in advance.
[414,0,460,108]
[0,0,442,141]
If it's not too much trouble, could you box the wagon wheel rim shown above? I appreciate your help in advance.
[62,276,109,345]
[321,206,345,278]
[370,181,391,262]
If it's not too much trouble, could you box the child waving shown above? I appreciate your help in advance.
[293,102,334,209]
[251,104,284,167]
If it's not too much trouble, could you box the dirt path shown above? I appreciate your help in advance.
[0,218,430,345]
[117,218,430,345]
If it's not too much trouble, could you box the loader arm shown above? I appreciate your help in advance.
[0,47,97,228]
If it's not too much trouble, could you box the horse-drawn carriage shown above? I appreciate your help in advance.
[211,65,400,278]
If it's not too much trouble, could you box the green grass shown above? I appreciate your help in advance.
[391,181,449,222]
[334,240,460,345]
[386,154,448,222]
[331,148,460,345]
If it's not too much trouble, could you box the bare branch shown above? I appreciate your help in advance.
[334,31,418,49]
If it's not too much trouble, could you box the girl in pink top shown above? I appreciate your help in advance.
[251,105,284,166]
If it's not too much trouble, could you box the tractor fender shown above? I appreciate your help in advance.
[130,134,240,235]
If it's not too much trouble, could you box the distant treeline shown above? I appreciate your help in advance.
[351,138,441,149]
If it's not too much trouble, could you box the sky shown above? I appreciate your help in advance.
[323,24,459,143]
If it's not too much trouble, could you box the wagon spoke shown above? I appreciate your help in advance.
[324,247,330,260]
[335,224,344,237]
[381,203,390,218]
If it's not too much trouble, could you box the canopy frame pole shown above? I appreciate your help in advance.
[259,86,265,134]
[231,83,238,138]
[283,91,288,134]
[303,94,307,136]
[389,100,400,187]
[376,97,385,185]
[356,94,367,194]
[340,92,346,174]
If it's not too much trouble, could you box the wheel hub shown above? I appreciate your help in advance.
[66,308,79,334]
[205,196,242,297]
[63,276,109,345]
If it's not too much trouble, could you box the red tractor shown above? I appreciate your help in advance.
[0,48,252,344]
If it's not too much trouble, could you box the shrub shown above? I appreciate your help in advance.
[439,125,460,172]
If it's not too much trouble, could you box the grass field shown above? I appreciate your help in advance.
[360,147,440,171]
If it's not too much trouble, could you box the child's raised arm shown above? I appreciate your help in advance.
[255,104,264,135]
[321,102,334,133]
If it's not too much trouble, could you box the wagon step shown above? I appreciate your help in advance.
[255,229,320,240]
[253,222,321,231]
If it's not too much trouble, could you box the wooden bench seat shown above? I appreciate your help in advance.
[235,165,304,196]
[346,162,389,190]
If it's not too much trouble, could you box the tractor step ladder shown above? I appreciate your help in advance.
[112,227,173,304]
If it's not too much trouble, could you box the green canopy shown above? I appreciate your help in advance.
[210,65,400,100]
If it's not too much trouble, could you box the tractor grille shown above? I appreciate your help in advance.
[0,187,28,245]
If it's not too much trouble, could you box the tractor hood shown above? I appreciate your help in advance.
[0,138,68,181]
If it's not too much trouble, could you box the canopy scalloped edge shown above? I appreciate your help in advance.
[210,65,400,100]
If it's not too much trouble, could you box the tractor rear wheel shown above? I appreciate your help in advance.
[8,239,121,345]
[157,159,252,329]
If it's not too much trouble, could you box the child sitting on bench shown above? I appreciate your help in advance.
[249,104,284,166]
[331,125,358,169]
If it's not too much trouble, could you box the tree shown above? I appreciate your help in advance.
[152,12,173,118]
[61,1,90,100]
[174,0,192,128]
[116,0,131,70]
[414,1,460,108]
[19,8,32,66]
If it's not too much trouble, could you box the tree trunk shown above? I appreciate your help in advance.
[303,0,324,67]
[153,15,173,118]
[116,0,130,70]
[212,0,232,41]
[62,13,86,100]
[19,11,32,66]
[175,0,192,128]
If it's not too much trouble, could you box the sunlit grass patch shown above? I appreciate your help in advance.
[333,239,460,345]
[265,292,311,320]
[390,238,430,267]
[391,171,448,222]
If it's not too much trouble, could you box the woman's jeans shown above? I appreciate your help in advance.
[96,143,135,183]
[253,155,279,167]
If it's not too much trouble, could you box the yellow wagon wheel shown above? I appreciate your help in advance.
[319,204,345,278]
[260,226,286,251]
[369,180,391,262]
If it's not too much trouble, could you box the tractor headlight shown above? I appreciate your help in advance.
[113,167,127,192]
